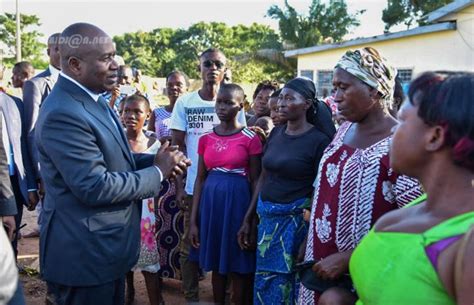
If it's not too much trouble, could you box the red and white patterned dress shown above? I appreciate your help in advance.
[299,122,423,304]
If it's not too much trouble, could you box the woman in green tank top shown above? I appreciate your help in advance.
[349,72,474,305]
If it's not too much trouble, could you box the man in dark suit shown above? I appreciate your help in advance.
[23,33,61,181]
[0,92,39,256]
[35,23,190,305]
[22,33,61,238]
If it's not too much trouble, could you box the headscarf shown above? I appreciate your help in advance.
[283,77,336,139]
[335,47,396,100]
[284,77,316,102]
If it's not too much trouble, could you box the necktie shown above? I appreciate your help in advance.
[98,96,121,133]
[97,95,132,162]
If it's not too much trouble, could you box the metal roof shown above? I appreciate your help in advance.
[426,0,474,23]
[284,22,456,58]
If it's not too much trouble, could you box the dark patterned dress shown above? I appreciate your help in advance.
[153,106,184,279]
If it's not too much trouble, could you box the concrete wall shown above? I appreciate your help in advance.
[295,5,474,84]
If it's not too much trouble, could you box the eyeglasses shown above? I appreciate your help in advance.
[202,60,225,69]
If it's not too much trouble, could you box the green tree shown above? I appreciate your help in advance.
[267,0,364,49]
[382,0,454,31]
[0,13,46,66]
[114,22,293,83]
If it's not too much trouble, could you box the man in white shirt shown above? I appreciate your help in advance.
[0,116,20,305]
[0,92,39,259]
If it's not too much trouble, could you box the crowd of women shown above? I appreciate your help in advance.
[117,46,473,305]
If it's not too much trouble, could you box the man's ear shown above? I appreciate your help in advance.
[47,47,51,57]
[68,57,82,76]
[425,125,446,152]
[197,63,201,73]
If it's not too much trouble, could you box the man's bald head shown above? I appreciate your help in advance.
[58,23,118,94]
[47,33,61,69]
[59,23,112,67]
[47,33,61,47]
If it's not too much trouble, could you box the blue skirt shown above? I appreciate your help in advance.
[189,171,256,274]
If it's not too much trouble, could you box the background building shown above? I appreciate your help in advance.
[285,0,474,96]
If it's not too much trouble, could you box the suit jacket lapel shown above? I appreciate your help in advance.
[44,68,55,92]
[84,98,134,166]
[104,101,133,157]
[57,76,134,166]
[98,97,135,166]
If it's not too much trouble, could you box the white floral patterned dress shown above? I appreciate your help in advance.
[133,140,162,273]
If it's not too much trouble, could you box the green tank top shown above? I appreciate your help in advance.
[350,194,474,305]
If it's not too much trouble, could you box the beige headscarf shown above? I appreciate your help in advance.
[335,47,397,100]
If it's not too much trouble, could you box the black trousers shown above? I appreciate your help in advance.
[47,277,125,305]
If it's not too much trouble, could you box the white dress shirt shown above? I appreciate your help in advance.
[49,65,60,82]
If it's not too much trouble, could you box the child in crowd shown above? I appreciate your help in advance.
[247,80,279,126]
[254,116,274,137]
[122,94,163,305]
[268,88,285,126]
[189,84,262,305]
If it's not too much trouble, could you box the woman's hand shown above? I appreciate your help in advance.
[237,217,252,250]
[175,187,188,211]
[248,215,259,251]
[297,236,308,263]
[238,215,259,251]
[189,223,200,249]
[312,250,352,280]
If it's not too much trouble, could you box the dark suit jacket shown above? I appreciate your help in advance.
[0,93,37,203]
[23,68,55,180]
[35,75,163,286]
[0,116,16,216]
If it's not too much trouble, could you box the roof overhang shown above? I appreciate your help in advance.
[284,22,457,58]
[426,0,474,23]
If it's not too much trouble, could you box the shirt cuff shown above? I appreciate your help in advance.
[153,165,164,182]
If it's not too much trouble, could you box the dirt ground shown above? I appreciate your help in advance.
[17,209,215,305]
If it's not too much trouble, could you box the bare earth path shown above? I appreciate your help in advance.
[17,209,215,305]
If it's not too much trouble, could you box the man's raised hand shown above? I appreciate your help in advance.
[154,141,191,179]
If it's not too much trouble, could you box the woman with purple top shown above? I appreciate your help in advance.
[148,71,189,141]
[350,72,474,305]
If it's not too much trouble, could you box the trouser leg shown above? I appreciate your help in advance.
[179,195,199,302]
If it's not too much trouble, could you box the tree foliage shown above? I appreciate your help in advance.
[266,0,364,48]
[382,0,454,31]
[0,13,46,66]
[114,22,294,83]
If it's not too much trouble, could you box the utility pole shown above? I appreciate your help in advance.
[15,0,21,62]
